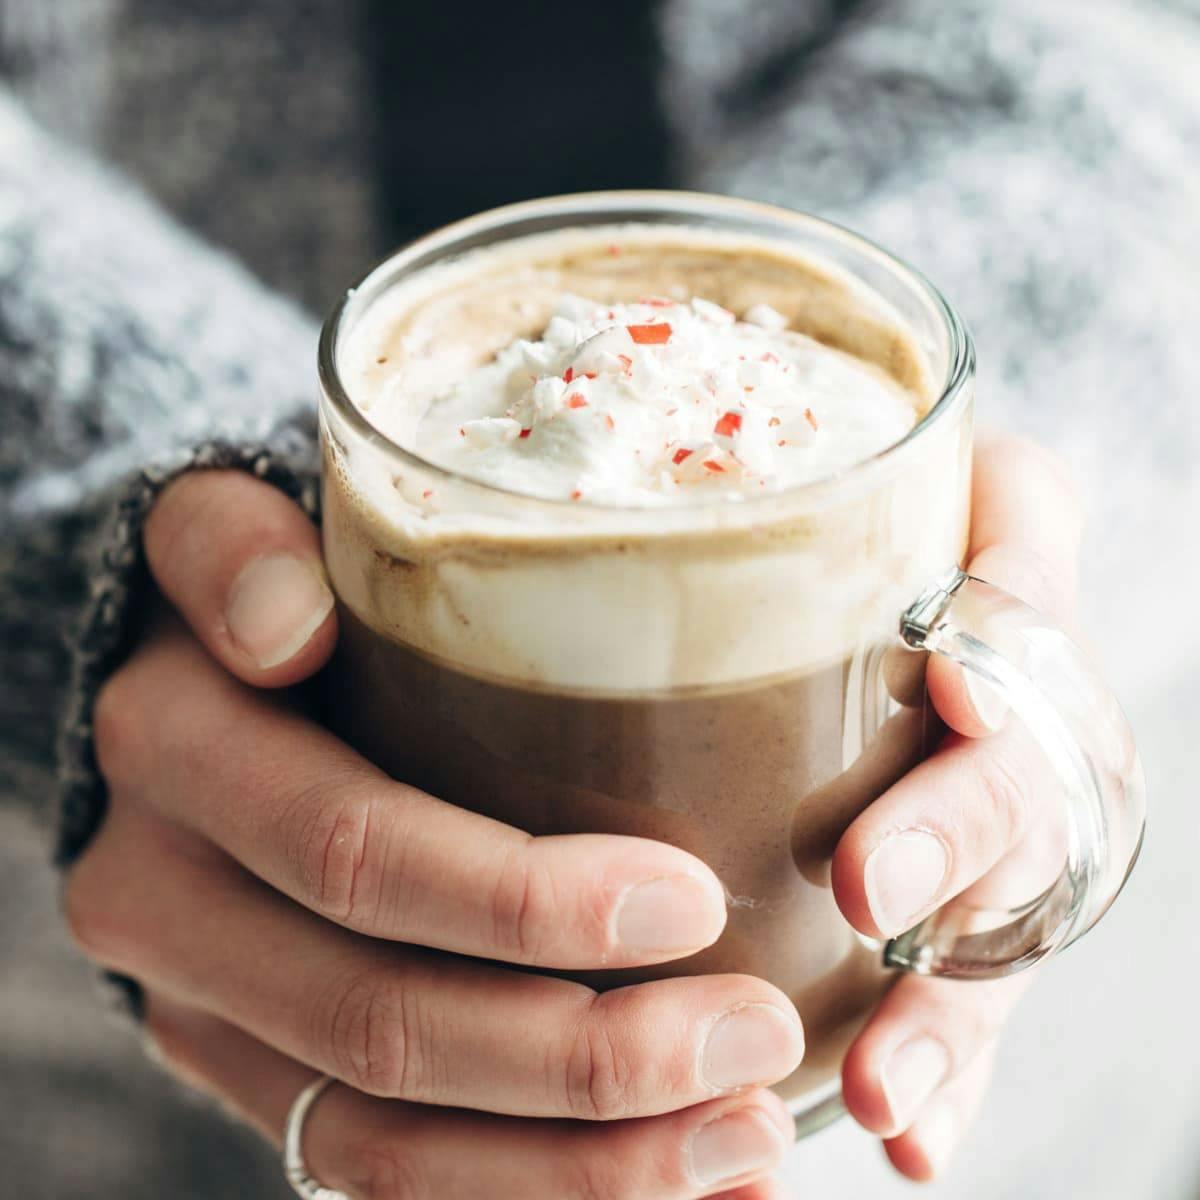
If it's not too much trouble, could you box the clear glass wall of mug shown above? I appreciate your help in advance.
[317,192,1144,1134]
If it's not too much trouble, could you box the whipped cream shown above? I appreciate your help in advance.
[326,224,969,691]
[399,296,918,505]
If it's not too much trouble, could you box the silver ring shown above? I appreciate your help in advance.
[284,1075,350,1200]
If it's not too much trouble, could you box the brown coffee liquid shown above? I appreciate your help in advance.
[325,605,938,1102]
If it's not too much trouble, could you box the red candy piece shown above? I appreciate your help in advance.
[627,323,672,345]
[714,410,743,438]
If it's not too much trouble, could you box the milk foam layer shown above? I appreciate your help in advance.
[359,291,917,505]
[325,224,972,691]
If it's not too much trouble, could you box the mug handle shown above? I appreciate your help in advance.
[884,567,1146,978]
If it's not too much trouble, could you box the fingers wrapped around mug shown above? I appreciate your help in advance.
[832,434,1083,940]
[92,619,731,970]
[141,994,796,1200]
[840,971,1028,1180]
[73,616,805,1132]
[831,435,1082,1177]
[65,801,802,1119]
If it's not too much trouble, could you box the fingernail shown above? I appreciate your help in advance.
[864,830,948,936]
[913,1101,957,1177]
[964,670,1008,731]
[702,1003,805,1091]
[615,876,722,953]
[226,553,334,669]
[689,1106,787,1187]
[881,1036,950,1132]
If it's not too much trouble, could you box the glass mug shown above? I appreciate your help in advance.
[317,192,1145,1133]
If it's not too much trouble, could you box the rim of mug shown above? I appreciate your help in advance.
[317,189,975,515]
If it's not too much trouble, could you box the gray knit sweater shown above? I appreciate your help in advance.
[2,2,1197,1196]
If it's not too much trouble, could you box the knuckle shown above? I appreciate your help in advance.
[1022,438,1084,518]
[144,470,229,579]
[563,996,643,1121]
[1011,546,1072,620]
[92,669,145,790]
[143,1014,184,1072]
[321,969,424,1099]
[943,986,1014,1057]
[971,742,1030,852]
[62,863,108,961]
[960,1000,1004,1050]
[563,1155,626,1200]
[142,1003,212,1080]
[988,433,1080,499]
[62,838,133,969]
[350,1136,431,1200]
[489,839,556,962]
[290,784,379,927]
[973,542,1071,624]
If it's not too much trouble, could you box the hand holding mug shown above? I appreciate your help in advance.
[64,431,1114,1197]
[64,195,1142,1200]
[69,472,801,1200]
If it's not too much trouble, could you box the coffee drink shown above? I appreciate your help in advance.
[320,213,972,1117]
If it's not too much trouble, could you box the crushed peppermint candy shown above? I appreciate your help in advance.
[410,295,918,505]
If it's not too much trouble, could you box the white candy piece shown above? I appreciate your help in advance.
[543,316,579,347]
[691,297,736,325]
[569,325,636,376]
[529,376,567,420]
[744,303,789,331]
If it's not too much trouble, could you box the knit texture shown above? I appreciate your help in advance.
[0,88,320,848]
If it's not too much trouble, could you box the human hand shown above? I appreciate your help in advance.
[64,470,806,1200]
[831,434,1085,1180]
